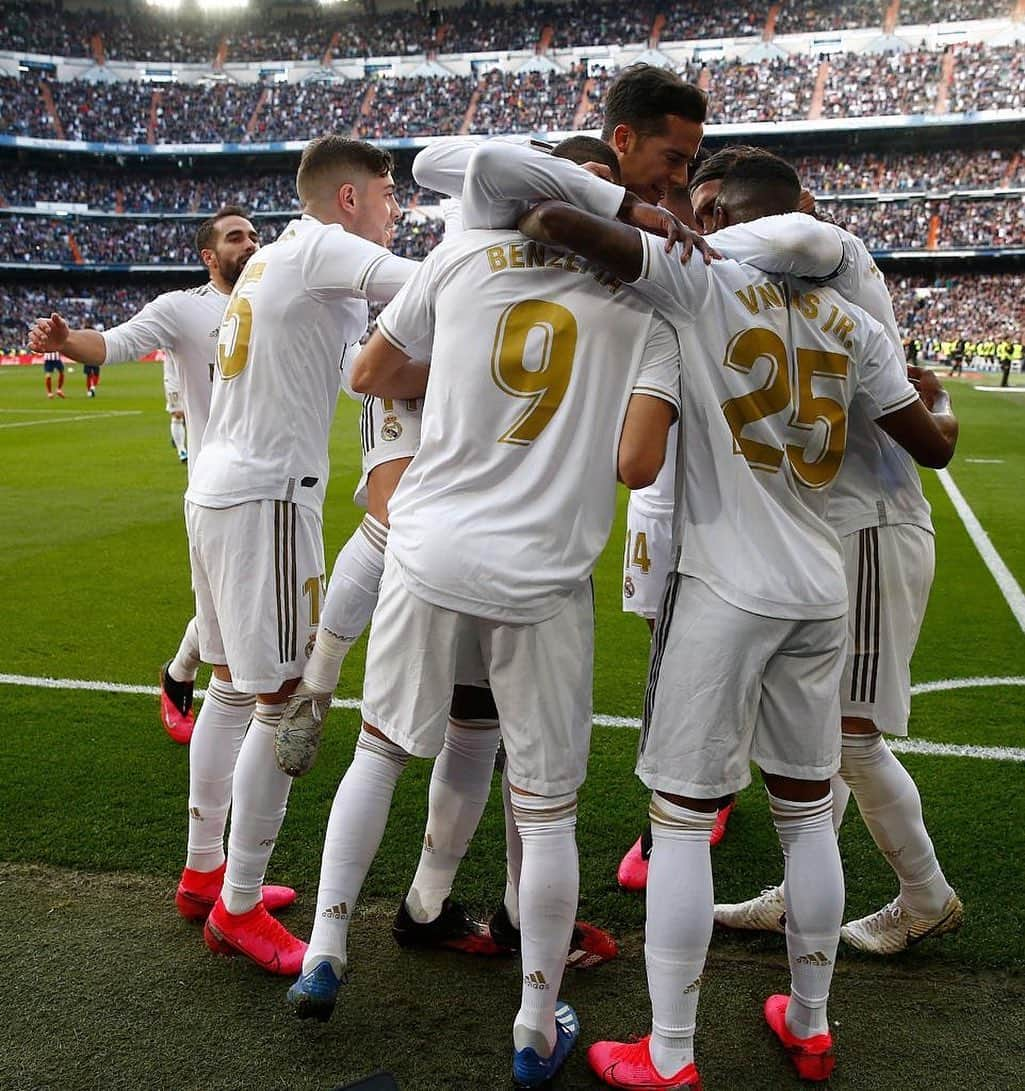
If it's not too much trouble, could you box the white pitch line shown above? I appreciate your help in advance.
[936,468,1025,637]
[964,458,1005,464]
[2,672,1023,762]
[0,410,142,430]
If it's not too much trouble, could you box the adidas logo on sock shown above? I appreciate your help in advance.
[795,951,832,966]
[683,976,702,995]
[259,838,277,847]
[423,833,434,853]
[322,902,349,920]
[189,807,203,820]
[524,970,549,990]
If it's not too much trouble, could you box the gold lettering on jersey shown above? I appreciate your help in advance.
[735,286,760,315]
[756,283,784,310]
[792,290,820,320]
[485,243,621,293]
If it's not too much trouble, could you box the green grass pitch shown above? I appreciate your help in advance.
[1,361,1023,1090]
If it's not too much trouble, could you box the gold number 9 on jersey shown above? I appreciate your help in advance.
[216,263,266,380]
[491,299,578,445]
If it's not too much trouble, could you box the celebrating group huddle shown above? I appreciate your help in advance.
[29,63,963,1091]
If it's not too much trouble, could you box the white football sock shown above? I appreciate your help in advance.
[170,416,187,455]
[501,768,522,927]
[303,731,409,976]
[185,676,255,872]
[511,790,578,1058]
[829,772,851,834]
[221,702,293,915]
[769,792,843,1040]
[839,732,953,917]
[169,616,202,683]
[299,515,387,696]
[645,794,716,1077]
[405,719,500,923]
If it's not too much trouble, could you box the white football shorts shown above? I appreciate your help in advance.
[636,574,845,798]
[362,552,595,796]
[622,500,674,619]
[840,523,934,736]
[186,499,325,694]
[354,395,423,509]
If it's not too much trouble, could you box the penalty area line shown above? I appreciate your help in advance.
[2,672,1024,763]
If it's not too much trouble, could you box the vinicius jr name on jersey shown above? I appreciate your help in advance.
[735,280,861,351]
[484,241,624,294]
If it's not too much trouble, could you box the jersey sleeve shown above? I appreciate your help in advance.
[854,319,919,420]
[101,293,179,362]
[708,213,846,282]
[460,141,626,231]
[302,226,419,304]
[632,313,681,412]
[374,249,442,363]
[411,134,543,198]
[631,229,712,327]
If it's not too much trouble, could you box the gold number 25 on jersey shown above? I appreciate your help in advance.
[491,299,578,445]
[722,327,849,489]
[216,263,266,380]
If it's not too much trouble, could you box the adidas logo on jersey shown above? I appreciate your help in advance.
[524,970,549,990]
[795,951,832,966]
[322,902,349,920]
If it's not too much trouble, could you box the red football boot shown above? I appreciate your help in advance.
[764,994,836,1082]
[203,897,306,976]
[159,660,195,744]
[176,862,296,921]
[587,1036,702,1089]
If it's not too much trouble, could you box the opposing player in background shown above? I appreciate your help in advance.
[287,145,680,1091]
[517,154,957,1088]
[186,137,417,976]
[164,356,189,462]
[28,206,260,748]
[83,362,101,397]
[42,350,65,398]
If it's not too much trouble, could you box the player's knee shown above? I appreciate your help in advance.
[762,773,831,804]
[838,730,886,787]
[509,788,577,835]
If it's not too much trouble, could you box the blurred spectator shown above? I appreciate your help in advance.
[890,273,1025,343]
[818,50,941,118]
[358,76,470,138]
[470,69,582,134]
[0,75,57,138]
[948,43,1025,113]
[795,147,1024,192]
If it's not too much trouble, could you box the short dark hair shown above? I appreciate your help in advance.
[716,151,802,220]
[552,135,621,183]
[601,64,707,141]
[195,205,250,254]
[688,145,766,193]
[296,136,394,204]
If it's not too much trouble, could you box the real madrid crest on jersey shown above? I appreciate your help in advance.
[623,575,635,599]
[382,414,403,442]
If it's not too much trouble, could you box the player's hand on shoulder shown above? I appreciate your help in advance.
[618,195,721,265]
[581,161,616,182]
[28,312,69,353]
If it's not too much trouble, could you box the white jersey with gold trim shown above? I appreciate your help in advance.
[102,281,226,465]
[186,216,418,514]
[633,229,918,621]
[377,228,681,625]
[709,216,932,538]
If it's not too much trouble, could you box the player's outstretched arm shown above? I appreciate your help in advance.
[28,313,107,364]
[519,201,645,283]
[350,330,429,401]
[707,213,845,281]
[876,373,958,469]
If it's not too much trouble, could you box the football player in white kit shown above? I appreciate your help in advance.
[163,356,189,463]
[184,137,418,977]
[284,151,682,1090]
[27,208,261,749]
[681,154,965,955]
[516,154,957,1088]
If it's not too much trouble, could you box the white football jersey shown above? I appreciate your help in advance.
[628,422,677,518]
[102,281,226,464]
[186,216,417,514]
[710,215,932,538]
[377,228,681,624]
[633,230,918,620]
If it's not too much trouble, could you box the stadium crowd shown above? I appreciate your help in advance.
[0,211,447,265]
[5,40,1023,148]
[1,0,1016,65]
[793,148,1024,192]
